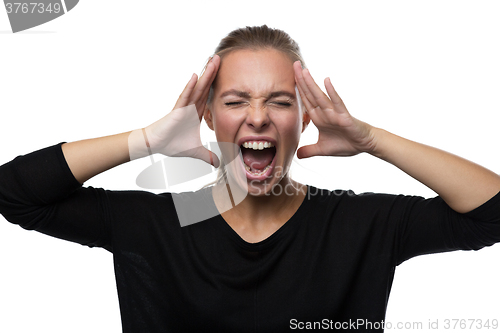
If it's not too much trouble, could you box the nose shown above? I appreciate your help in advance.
[245,104,270,130]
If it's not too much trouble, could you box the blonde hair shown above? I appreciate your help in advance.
[202,25,306,188]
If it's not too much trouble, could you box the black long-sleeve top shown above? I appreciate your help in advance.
[1,143,500,332]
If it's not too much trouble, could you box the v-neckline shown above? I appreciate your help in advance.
[214,185,312,250]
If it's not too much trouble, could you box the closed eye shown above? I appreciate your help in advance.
[272,102,292,107]
[224,101,292,107]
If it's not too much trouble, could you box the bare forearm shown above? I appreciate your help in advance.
[371,128,500,213]
[61,132,132,184]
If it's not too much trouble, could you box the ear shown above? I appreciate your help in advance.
[301,111,311,133]
[203,104,214,131]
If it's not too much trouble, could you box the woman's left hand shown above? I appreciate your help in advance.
[293,61,376,159]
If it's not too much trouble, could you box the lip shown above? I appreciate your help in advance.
[237,136,277,147]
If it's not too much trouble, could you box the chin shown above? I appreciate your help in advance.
[246,170,292,197]
[246,181,275,197]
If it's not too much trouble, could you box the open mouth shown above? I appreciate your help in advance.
[239,142,277,180]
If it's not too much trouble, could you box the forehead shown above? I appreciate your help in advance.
[214,49,296,96]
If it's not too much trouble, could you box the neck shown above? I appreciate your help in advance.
[212,176,307,227]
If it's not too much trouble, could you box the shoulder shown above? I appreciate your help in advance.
[103,186,220,227]
[305,184,433,220]
[305,184,401,205]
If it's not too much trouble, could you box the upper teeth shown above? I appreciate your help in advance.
[242,141,275,150]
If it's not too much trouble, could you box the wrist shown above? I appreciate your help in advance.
[366,127,392,159]
[128,128,151,161]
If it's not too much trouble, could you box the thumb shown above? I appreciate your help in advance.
[296,144,323,159]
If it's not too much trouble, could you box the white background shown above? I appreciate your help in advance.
[1,0,499,332]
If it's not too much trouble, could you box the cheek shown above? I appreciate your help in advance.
[270,112,303,138]
[212,112,241,140]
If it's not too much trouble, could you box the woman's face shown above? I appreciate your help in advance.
[205,48,309,196]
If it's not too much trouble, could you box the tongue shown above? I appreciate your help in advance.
[242,148,274,171]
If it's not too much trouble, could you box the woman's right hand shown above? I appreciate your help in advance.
[129,55,221,167]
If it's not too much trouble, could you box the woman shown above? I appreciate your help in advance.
[1,25,499,332]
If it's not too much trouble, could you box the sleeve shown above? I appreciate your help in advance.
[0,143,114,251]
[392,191,500,266]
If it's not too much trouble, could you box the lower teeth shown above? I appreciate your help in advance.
[245,162,272,176]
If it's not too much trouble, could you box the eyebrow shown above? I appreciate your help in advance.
[219,89,296,100]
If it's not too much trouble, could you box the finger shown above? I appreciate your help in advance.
[196,80,212,118]
[294,62,317,109]
[324,77,346,110]
[197,92,210,119]
[194,73,217,116]
[295,68,328,116]
[211,54,221,72]
[196,62,220,117]
[296,144,324,159]
[293,60,304,77]
[296,79,327,125]
[302,68,332,111]
[173,73,198,110]
[204,55,221,95]
[190,62,215,104]
[295,79,315,113]
[198,86,212,118]
[199,56,219,106]
[190,55,220,105]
